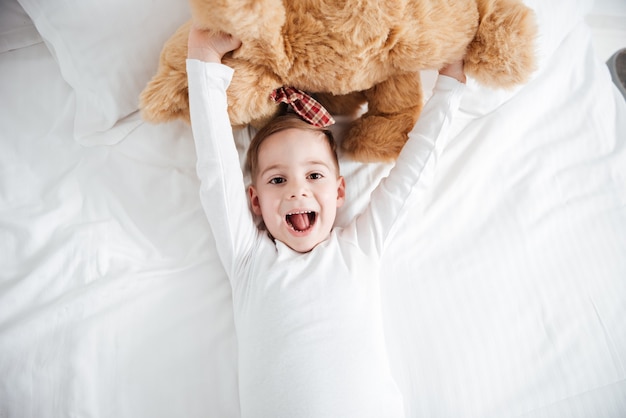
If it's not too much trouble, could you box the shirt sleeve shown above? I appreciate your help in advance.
[187,59,258,281]
[352,75,465,257]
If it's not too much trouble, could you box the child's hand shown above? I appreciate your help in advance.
[439,60,466,84]
[187,23,241,63]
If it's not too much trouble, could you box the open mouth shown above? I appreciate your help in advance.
[286,210,317,232]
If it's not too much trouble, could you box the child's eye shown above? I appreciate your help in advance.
[269,177,286,185]
[308,172,323,180]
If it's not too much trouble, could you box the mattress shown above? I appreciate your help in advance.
[1,0,625,416]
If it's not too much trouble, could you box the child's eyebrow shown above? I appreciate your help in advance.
[259,160,332,178]
[259,164,286,178]
[306,160,333,170]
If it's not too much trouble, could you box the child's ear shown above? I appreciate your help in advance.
[336,176,346,208]
[248,185,263,216]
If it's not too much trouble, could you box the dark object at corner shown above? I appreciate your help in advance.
[607,48,626,99]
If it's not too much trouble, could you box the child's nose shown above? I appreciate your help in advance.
[289,189,309,199]
[288,180,309,198]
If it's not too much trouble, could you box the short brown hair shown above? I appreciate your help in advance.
[245,113,340,183]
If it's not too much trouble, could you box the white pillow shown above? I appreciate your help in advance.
[17,0,190,145]
[0,0,42,53]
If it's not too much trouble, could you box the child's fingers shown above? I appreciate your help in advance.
[187,25,241,61]
[223,33,242,52]
[439,60,466,83]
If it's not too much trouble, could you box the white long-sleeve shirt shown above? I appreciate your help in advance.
[187,59,464,418]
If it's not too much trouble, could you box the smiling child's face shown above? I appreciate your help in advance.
[248,128,345,253]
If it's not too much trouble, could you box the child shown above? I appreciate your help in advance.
[187,25,465,418]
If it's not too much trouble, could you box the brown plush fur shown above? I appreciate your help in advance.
[140,0,537,162]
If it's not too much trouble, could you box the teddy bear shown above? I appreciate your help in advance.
[140,0,537,162]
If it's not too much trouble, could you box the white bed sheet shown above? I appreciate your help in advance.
[1,0,625,417]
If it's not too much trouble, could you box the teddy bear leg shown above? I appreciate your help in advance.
[465,0,537,88]
[140,21,193,124]
[341,73,423,162]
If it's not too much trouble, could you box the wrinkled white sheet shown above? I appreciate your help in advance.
[1,1,625,417]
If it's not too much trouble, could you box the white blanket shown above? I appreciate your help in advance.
[1,0,625,417]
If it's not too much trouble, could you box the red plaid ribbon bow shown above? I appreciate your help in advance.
[270,86,335,128]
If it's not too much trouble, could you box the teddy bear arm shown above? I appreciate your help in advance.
[465,0,538,88]
[190,0,284,42]
[190,0,292,78]
[140,21,192,124]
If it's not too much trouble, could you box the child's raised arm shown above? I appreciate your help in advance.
[187,26,257,282]
[351,60,466,257]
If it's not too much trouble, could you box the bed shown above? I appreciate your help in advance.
[1,0,625,416]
